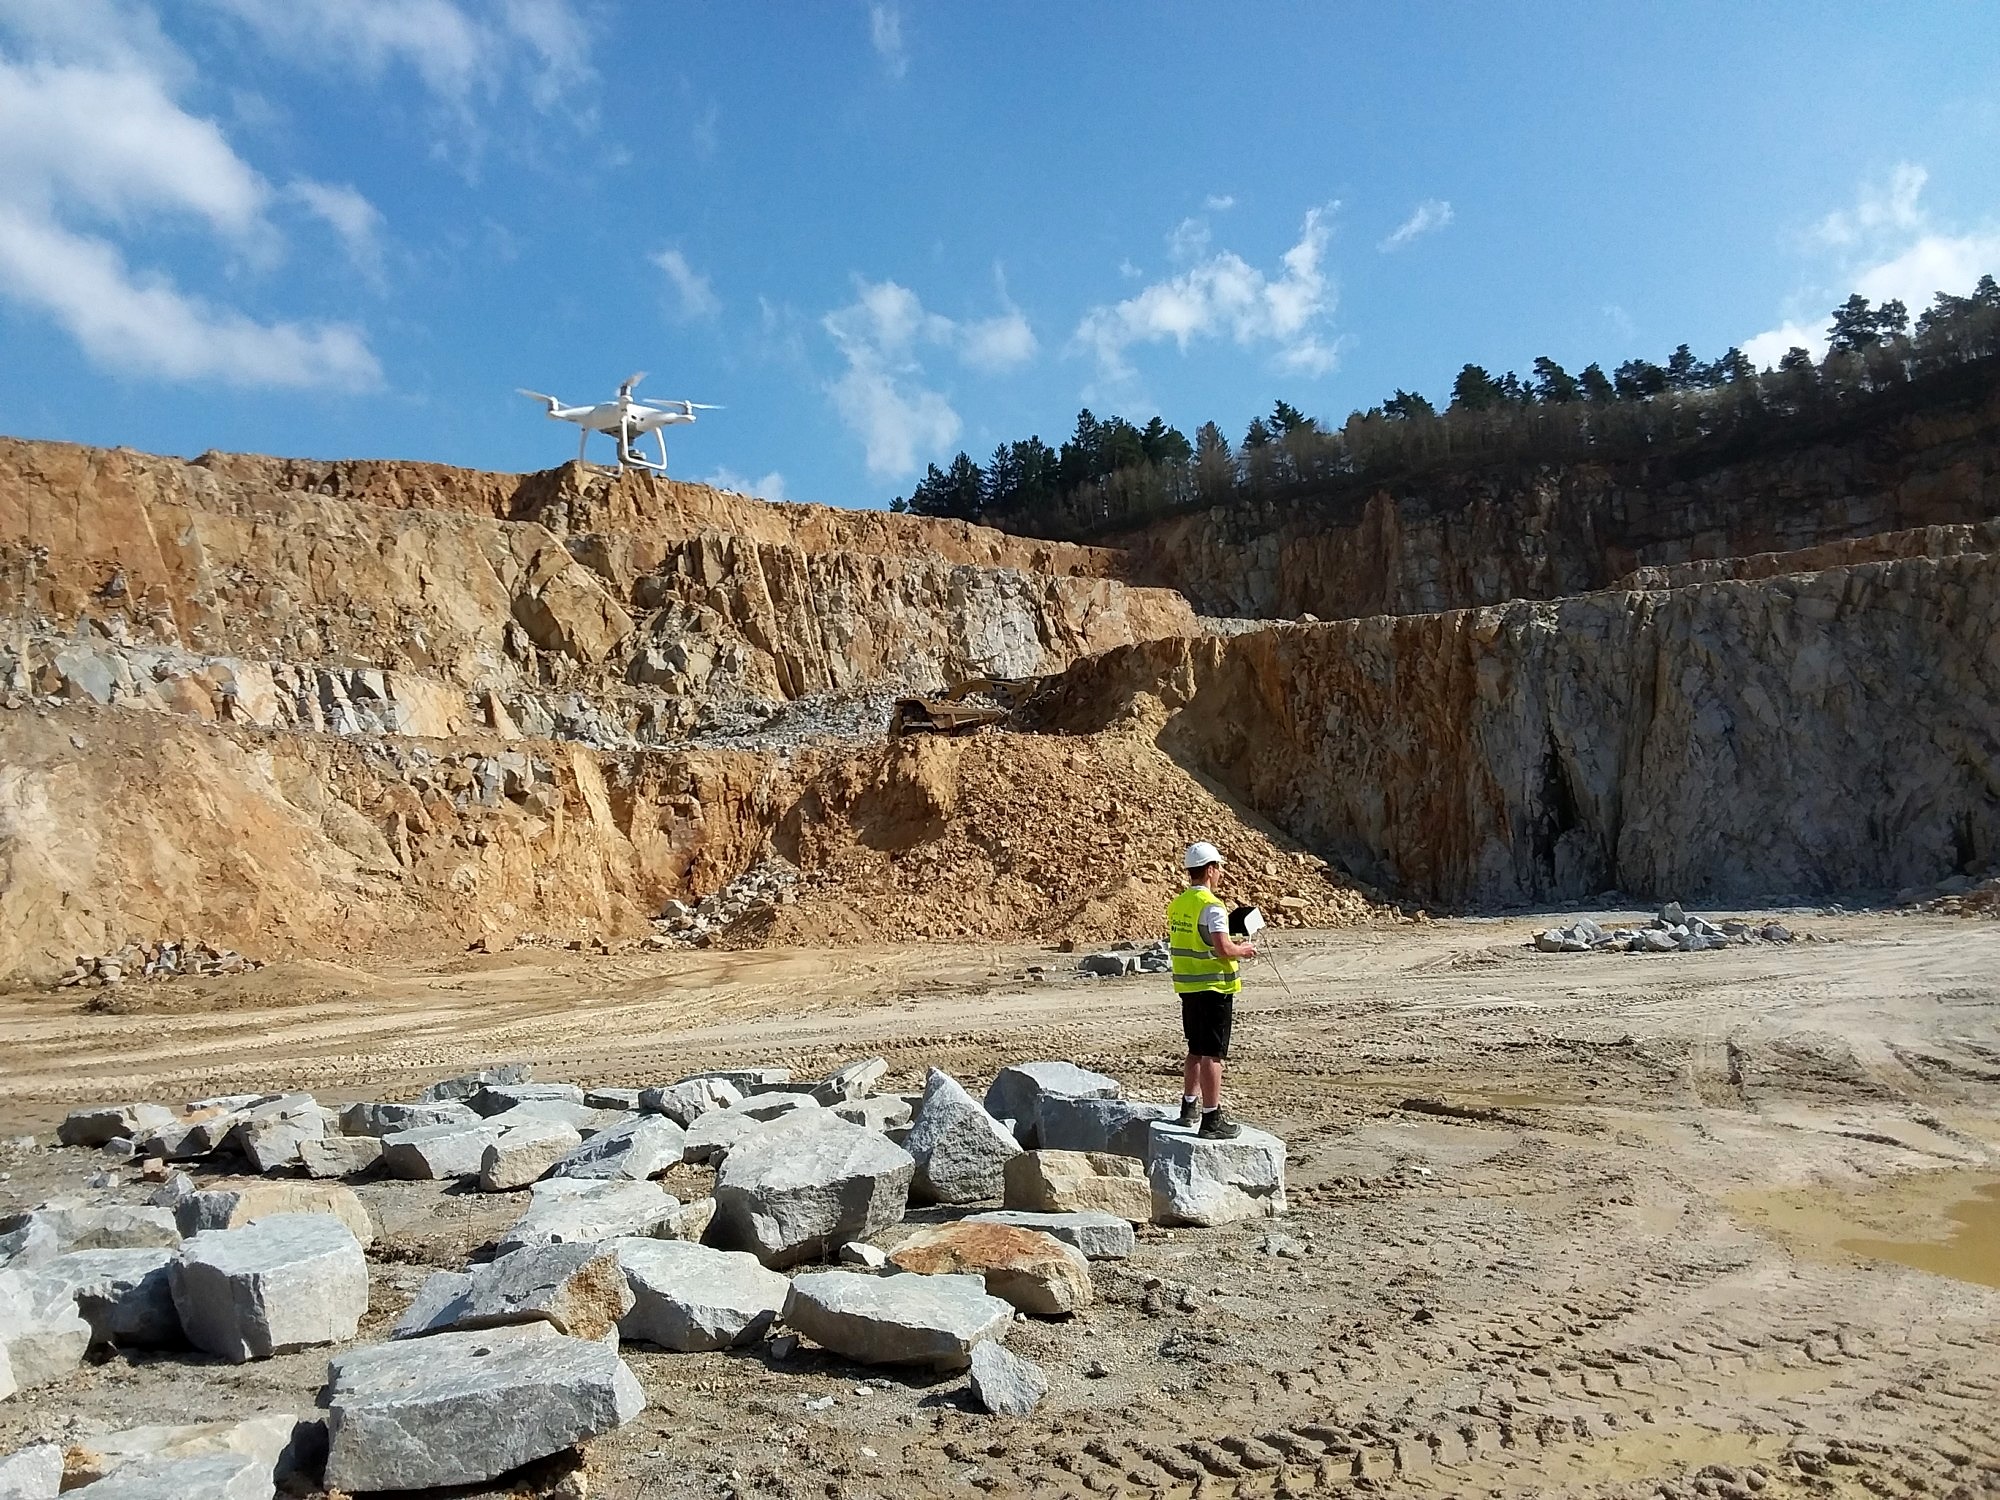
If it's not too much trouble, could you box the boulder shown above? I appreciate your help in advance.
[782,1271,1011,1370]
[838,1241,889,1269]
[812,1057,889,1105]
[336,1100,480,1137]
[229,1106,331,1174]
[57,1104,175,1149]
[476,1118,584,1191]
[983,1062,1121,1147]
[712,1113,914,1267]
[26,1249,179,1346]
[613,1239,789,1351]
[322,1324,644,1492]
[639,1077,742,1126]
[1146,1122,1288,1226]
[1036,1096,1175,1158]
[888,1222,1093,1316]
[832,1096,913,1132]
[298,1135,382,1179]
[683,1097,823,1164]
[0,1220,56,1272]
[1078,952,1137,978]
[0,1270,92,1393]
[0,1443,61,1500]
[58,1413,317,1494]
[169,1213,368,1362]
[905,1068,1020,1204]
[583,1087,643,1110]
[175,1181,374,1247]
[692,1067,792,1092]
[469,1082,587,1117]
[378,1120,509,1180]
[495,1179,713,1255]
[396,1243,632,1342]
[970,1341,1048,1416]
[60,1453,269,1500]
[490,1099,624,1134]
[417,1063,531,1102]
[1003,1150,1152,1222]
[2,1202,180,1253]
[965,1210,1136,1260]
[545,1115,685,1182]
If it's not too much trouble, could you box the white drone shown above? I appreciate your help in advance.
[517,371,720,473]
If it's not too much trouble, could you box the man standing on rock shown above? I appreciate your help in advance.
[1167,842,1251,1139]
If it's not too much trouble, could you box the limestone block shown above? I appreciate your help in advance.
[495,1179,711,1254]
[712,1113,914,1267]
[888,1222,1093,1316]
[811,1057,888,1105]
[545,1114,685,1182]
[298,1135,383,1179]
[832,1096,914,1131]
[469,1082,587,1117]
[57,1104,175,1149]
[175,1181,375,1247]
[322,1324,645,1492]
[0,1270,92,1392]
[639,1077,742,1126]
[1036,1096,1175,1158]
[970,1341,1048,1416]
[396,1243,632,1343]
[0,1442,61,1499]
[1003,1149,1152,1222]
[683,1098,824,1164]
[337,1100,480,1137]
[1145,1123,1288,1226]
[782,1271,1011,1371]
[905,1067,1020,1204]
[476,1118,584,1191]
[983,1061,1121,1147]
[378,1121,508,1180]
[583,1087,644,1110]
[417,1064,531,1103]
[26,1249,179,1346]
[965,1210,1136,1260]
[169,1213,368,1362]
[0,1221,55,1273]
[613,1238,789,1351]
[3,1202,180,1254]
[56,1413,316,1493]
[63,1453,269,1500]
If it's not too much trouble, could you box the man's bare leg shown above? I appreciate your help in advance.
[1198,1056,1224,1109]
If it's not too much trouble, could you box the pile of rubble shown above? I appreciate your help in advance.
[1076,940,1171,978]
[1901,869,2000,918]
[1534,903,1797,954]
[0,1058,1285,1496]
[53,940,262,988]
[653,857,803,945]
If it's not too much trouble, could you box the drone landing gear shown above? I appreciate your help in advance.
[614,430,670,475]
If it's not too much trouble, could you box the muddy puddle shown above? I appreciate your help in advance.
[1731,1170,2000,1289]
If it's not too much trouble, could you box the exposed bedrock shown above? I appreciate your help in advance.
[1031,550,2000,907]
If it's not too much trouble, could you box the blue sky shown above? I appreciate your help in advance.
[1,2,1996,510]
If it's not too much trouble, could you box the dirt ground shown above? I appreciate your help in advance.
[3,908,1998,1500]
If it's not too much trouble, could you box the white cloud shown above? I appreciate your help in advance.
[960,308,1037,373]
[652,247,721,322]
[287,180,385,281]
[1379,198,1453,252]
[1204,194,1236,213]
[1744,163,2000,366]
[1073,205,1340,382]
[0,12,382,390]
[1167,216,1212,260]
[869,3,907,78]
[700,467,788,502]
[823,277,961,479]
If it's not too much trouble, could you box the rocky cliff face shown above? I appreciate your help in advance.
[1031,548,2000,908]
[1118,370,2000,619]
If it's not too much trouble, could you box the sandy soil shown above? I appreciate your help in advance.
[3,908,1998,1499]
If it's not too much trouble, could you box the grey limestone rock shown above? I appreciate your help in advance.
[417,1063,531,1102]
[495,1178,712,1254]
[1145,1122,1288,1226]
[969,1340,1048,1415]
[583,1087,644,1110]
[639,1076,742,1126]
[175,1181,374,1247]
[712,1113,914,1267]
[169,1212,368,1362]
[58,1413,317,1494]
[983,1062,1121,1148]
[1036,1095,1174,1158]
[1077,952,1137,977]
[614,1238,788,1351]
[546,1114,685,1182]
[396,1243,632,1342]
[0,1442,62,1500]
[2,1202,180,1254]
[378,1120,509,1180]
[56,1104,175,1149]
[811,1057,888,1105]
[782,1270,1011,1370]
[832,1096,913,1131]
[905,1068,1020,1204]
[964,1210,1136,1260]
[27,1248,179,1347]
[321,1323,645,1493]
[0,1220,56,1272]
[392,1270,471,1339]
[337,1100,480,1137]
[65,1453,270,1500]
[298,1135,383,1179]
[682,1097,823,1164]
[0,1270,92,1394]
[476,1118,584,1191]
[469,1082,586,1117]
[230,1107,331,1174]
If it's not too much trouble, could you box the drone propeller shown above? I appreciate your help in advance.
[618,371,647,397]
[516,388,558,403]
[641,400,724,410]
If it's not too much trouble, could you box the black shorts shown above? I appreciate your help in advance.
[1181,990,1234,1060]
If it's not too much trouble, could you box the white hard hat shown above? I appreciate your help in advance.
[1184,842,1223,870]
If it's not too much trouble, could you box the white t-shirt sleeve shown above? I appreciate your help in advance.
[1197,903,1228,940]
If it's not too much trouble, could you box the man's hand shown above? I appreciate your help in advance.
[1211,932,1257,960]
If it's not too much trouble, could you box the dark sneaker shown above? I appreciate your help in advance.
[1198,1108,1242,1140]
[1177,1098,1202,1129]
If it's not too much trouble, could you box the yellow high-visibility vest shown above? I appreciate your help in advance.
[1167,884,1240,995]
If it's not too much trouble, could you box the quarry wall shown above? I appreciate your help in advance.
[1030,549,2000,908]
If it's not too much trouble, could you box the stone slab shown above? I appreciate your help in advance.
[964,1211,1136,1260]
[476,1118,583,1191]
[337,1100,480,1137]
[888,1222,1093,1316]
[1003,1149,1152,1222]
[1145,1122,1288,1226]
[169,1213,368,1362]
[613,1239,789,1351]
[906,1068,1020,1204]
[176,1181,375,1247]
[546,1114,685,1181]
[26,1249,179,1346]
[712,1114,914,1267]
[495,1179,713,1255]
[983,1062,1121,1147]
[1036,1095,1175,1158]
[970,1340,1048,1416]
[782,1271,1011,1371]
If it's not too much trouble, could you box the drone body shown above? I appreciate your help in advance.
[518,372,719,473]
